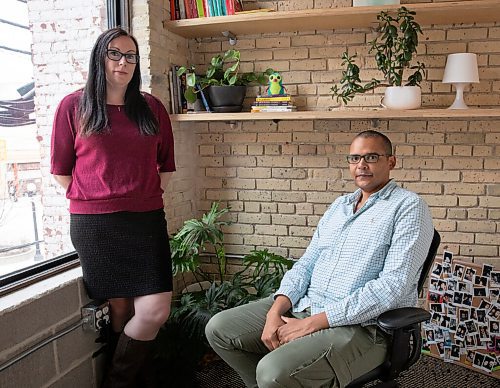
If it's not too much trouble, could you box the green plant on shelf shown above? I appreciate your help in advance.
[176,49,274,103]
[331,6,426,104]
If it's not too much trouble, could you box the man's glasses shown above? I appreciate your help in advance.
[106,49,139,64]
[346,153,392,164]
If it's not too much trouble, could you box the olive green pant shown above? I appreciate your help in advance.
[205,297,388,388]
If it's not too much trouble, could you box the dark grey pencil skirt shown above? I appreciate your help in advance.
[70,209,173,300]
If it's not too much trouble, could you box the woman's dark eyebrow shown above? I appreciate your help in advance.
[108,46,137,53]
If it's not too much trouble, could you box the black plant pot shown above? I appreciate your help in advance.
[207,85,247,113]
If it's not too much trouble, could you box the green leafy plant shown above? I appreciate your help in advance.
[168,202,293,342]
[158,202,294,379]
[176,49,274,103]
[331,7,426,104]
[171,201,230,286]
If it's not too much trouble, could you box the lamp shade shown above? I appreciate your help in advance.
[442,53,479,84]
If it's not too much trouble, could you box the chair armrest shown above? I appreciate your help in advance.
[377,307,431,331]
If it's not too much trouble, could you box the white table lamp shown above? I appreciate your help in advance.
[442,53,479,109]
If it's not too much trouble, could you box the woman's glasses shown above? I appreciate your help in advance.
[346,153,391,164]
[106,49,139,64]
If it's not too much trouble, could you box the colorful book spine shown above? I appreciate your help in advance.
[233,0,243,13]
[170,66,179,113]
[195,0,205,17]
[178,0,186,19]
[225,0,235,15]
[183,0,191,18]
[170,0,176,20]
[253,102,292,106]
[214,0,221,16]
[189,0,198,18]
[256,97,292,102]
[208,0,215,17]
[251,107,296,112]
[168,70,175,114]
[202,0,210,17]
[179,72,188,113]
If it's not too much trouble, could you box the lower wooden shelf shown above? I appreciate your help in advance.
[170,109,500,122]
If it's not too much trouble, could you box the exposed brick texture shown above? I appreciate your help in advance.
[5,0,500,386]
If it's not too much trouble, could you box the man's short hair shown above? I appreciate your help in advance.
[354,130,393,156]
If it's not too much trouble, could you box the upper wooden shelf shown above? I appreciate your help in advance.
[164,1,500,38]
[170,109,500,122]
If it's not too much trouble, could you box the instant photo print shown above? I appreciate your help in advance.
[423,255,500,379]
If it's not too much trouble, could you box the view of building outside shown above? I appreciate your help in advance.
[0,0,74,276]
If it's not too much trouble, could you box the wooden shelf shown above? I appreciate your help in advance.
[164,1,500,39]
[170,109,500,122]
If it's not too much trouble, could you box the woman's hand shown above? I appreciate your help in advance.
[52,175,72,190]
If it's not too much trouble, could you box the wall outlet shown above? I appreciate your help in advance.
[81,300,110,331]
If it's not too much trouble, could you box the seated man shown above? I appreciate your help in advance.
[205,130,434,388]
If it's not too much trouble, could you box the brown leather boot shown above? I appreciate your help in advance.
[102,332,154,388]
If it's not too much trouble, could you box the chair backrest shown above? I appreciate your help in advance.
[417,229,441,295]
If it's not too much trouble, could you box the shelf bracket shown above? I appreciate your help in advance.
[225,121,238,129]
[222,31,237,46]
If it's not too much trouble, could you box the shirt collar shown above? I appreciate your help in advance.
[346,179,397,204]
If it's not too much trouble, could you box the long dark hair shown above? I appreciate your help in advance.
[78,27,158,136]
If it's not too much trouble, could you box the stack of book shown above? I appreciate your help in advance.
[251,95,296,113]
[168,65,187,114]
[170,0,243,20]
[168,66,212,114]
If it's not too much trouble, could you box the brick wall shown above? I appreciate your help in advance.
[2,0,496,385]
[29,0,107,259]
[168,0,500,268]
[133,0,197,232]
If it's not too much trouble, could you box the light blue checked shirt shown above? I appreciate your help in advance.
[275,180,434,327]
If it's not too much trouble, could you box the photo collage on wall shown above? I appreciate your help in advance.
[422,251,500,378]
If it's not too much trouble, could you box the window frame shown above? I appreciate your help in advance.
[107,0,131,30]
[1,0,131,296]
[0,252,80,297]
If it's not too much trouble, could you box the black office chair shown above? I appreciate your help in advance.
[347,229,441,388]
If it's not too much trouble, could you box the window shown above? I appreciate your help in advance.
[108,0,131,30]
[0,0,132,291]
[0,0,59,279]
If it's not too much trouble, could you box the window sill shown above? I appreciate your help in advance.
[0,267,82,314]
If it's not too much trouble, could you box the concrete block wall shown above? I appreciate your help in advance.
[166,0,500,268]
[0,269,102,388]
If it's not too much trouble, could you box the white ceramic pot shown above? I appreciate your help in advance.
[353,0,400,6]
[381,86,421,110]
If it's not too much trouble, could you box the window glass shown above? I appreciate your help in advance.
[0,0,74,277]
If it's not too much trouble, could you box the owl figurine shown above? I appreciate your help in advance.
[267,72,286,96]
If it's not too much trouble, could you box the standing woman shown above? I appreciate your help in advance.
[50,27,175,386]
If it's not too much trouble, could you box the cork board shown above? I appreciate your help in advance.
[422,251,500,378]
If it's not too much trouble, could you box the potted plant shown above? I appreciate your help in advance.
[177,49,274,112]
[331,6,426,109]
[156,202,293,384]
